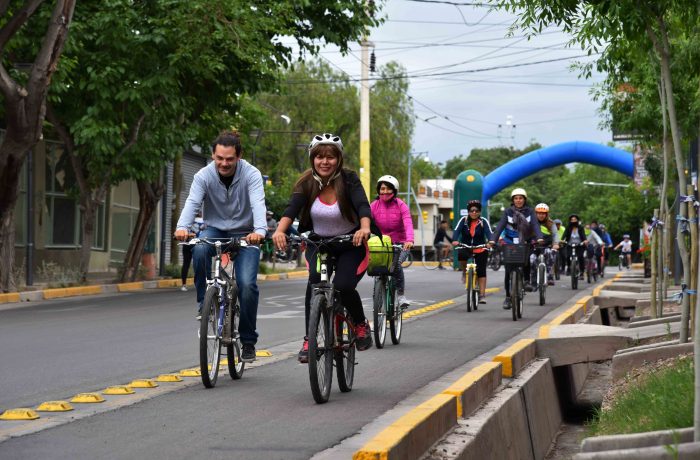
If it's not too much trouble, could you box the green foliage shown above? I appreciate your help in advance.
[587,356,693,436]
[37,261,83,288]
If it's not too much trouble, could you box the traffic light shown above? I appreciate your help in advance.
[422,211,428,224]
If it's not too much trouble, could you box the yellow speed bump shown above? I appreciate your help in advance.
[156,374,183,382]
[129,379,158,388]
[0,408,40,420]
[179,368,201,377]
[256,350,272,357]
[102,385,135,395]
[71,393,105,403]
[36,401,73,412]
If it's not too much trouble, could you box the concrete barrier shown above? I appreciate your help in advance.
[0,292,21,303]
[116,282,144,292]
[492,339,536,378]
[580,427,693,452]
[612,342,693,382]
[442,362,502,418]
[353,393,457,460]
[573,442,700,459]
[626,314,681,329]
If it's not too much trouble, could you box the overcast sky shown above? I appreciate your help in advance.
[300,0,612,165]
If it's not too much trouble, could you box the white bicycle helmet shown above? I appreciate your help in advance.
[535,203,549,213]
[308,133,344,156]
[376,175,399,194]
[511,187,527,199]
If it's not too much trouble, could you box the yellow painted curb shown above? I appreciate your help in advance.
[492,338,535,378]
[353,393,456,460]
[117,282,144,292]
[286,271,308,279]
[442,362,501,417]
[484,287,500,293]
[0,292,21,303]
[157,279,180,288]
[256,350,272,357]
[43,285,103,299]
[539,325,551,339]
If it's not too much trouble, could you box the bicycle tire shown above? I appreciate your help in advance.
[200,286,222,388]
[538,263,546,306]
[465,269,473,313]
[510,269,518,321]
[389,280,403,345]
[308,294,333,404]
[423,249,440,270]
[517,271,524,319]
[472,280,479,311]
[372,278,387,349]
[571,259,578,290]
[334,312,355,393]
[227,288,244,380]
[401,251,413,268]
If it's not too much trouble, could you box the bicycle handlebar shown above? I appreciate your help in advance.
[454,243,491,251]
[178,237,249,248]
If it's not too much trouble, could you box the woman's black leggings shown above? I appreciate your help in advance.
[303,242,367,335]
[181,244,193,284]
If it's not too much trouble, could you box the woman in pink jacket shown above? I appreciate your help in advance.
[370,175,414,309]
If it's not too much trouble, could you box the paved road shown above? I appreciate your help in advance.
[0,265,602,458]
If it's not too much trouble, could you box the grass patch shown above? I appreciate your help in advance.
[258,262,305,275]
[587,355,693,436]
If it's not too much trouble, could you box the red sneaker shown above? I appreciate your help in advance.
[298,337,309,363]
[355,320,373,351]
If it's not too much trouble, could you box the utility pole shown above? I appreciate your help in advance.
[359,38,372,194]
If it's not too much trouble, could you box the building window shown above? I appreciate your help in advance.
[110,181,139,265]
[44,143,105,249]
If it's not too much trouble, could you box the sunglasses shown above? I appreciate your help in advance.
[468,208,480,213]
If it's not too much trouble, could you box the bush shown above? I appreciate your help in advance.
[37,261,83,288]
[163,263,183,279]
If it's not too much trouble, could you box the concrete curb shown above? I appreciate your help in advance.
[611,342,694,382]
[353,393,457,460]
[580,427,693,452]
[0,270,310,307]
[442,362,502,418]
[573,442,700,459]
[492,339,536,378]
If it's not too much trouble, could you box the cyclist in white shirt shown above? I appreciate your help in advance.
[614,234,633,269]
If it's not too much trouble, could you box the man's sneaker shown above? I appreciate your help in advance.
[298,337,309,363]
[524,284,534,292]
[503,297,511,309]
[397,295,410,310]
[241,344,256,363]
[547,279,555,286]
[479,295,486,304]
[355,321,373,351]
[180,285,188,292]
[195,314,201,321]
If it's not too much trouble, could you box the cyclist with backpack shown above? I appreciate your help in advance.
[452,200,492,303]
[488,188,544,309]
[370,175,414,310]
[533,203,560,286]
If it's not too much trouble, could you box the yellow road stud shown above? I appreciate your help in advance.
[102,385,135,395]
[129,379,158,388]
[0,408,40,420]
[71,393,105,403]
[179,368,201,377]
[36,401,74,412]
[156,374,182,382]
[256,350,272,357]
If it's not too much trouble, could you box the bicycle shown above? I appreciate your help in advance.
[370,244,406,348]
[567,242,585,290]
[423,244,451,270]
[502,242,528,321]
[618,250,631,271]
[530,245,548,306]
[455,243,489,312]
[182,237,246,388]
[291,233,359,404]
[585,244,598,284]
[488,245,502,271]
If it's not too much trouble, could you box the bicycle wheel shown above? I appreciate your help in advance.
[510,269,518,321]
[517,272,524,319]
[423,248,440,270]
[571,259,578,290]
[372,278,387,349]
[200,286,222,388]
[334,312,355,393]
[538,263,546,306]
[389,281,403,344]
[227,291,244,380]
[471,271,479,312]
[308,294,333,404]
[465,268,473,313]
[401,251,413,268]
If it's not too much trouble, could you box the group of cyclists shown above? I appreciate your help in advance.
[173,129,635,365]
[451,187,634,310]
[175,131,418,364]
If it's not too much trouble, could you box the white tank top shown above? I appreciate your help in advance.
[310,197,356,237]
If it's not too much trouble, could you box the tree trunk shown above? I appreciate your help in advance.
[0,138,26,292]
[650,209,658,318]
[120,179,163,282]
[170,153,183,264]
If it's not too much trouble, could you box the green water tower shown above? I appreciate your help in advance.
[453,170,485,225]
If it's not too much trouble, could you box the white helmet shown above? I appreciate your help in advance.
[511,187,527,199]
[535,203,549,213]
[308,133,343,156]
[376,175,399,194]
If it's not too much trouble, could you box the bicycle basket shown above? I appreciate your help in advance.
[502,243,529,265]
[367,235,394,276]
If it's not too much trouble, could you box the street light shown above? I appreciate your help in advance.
[582,181,630,188]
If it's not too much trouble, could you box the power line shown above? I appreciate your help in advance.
[403,0,491,6]
[409,95,496,137]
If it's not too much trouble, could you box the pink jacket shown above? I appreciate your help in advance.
[370,197,414,243]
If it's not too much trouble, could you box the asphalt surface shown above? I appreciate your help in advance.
[0,265,599,458]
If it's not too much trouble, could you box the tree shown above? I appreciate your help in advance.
[35,0,381,282]
[0,0,76,292]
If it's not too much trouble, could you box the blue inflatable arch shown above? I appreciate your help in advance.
[481,141,634,202]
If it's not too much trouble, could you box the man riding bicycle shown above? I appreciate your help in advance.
[174,130,266,363]
[488,188,544,309]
